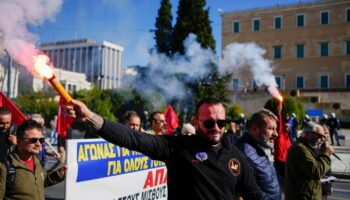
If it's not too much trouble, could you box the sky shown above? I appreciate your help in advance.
[31,0,303,68]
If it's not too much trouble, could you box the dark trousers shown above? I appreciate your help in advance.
[274,160,285,178]
[289,128,298,143]
[274,160,285,191]
[329,129,340,146]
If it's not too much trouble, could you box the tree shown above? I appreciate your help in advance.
[113,89,156,120]
[15,91,58,126]
[188,63,232,106]
[226,104,243,121]
[73,89,116,121]
[170,0,226,112]
[172,0,215,54]
[154,0,173,56]
[264,96,305,120]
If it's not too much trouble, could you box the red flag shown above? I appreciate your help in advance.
[164,104,179,134]
[56,97,74,139]
[0,92,27,126]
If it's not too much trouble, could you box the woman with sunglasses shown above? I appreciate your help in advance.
[0,120,66,200]
[66,97,266,200]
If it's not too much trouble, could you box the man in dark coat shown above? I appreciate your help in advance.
[236,109,280,200]
[285,122,333,200]
[66,98,266,200]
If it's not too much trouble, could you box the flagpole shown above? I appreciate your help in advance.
[45,139,60,158]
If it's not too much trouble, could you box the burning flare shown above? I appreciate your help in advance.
[33,54,72,103]
[277,95,283,102]
[33,55,54,79]
[276,94,283,114]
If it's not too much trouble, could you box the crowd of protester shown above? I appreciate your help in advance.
[0,98,343,199]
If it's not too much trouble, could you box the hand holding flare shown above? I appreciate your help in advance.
[33,55,72,103]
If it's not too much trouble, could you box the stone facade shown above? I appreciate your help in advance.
[222,0,350,117]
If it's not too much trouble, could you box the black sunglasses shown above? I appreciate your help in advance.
[23,137,45,144]
[200,119,226,129]
[311,132,325,139]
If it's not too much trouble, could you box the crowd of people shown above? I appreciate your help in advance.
[0,97,343,199]
[67,97,338,200]
[0,108,66,199]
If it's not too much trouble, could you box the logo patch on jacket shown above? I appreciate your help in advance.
[228,158,240,176]
[194,152,208,162]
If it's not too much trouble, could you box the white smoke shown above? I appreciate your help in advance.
[220,42,280,97]
[127,35,280,102]
[0,0,63,69]
[126,34,216,100]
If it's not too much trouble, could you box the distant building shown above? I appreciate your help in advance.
[0,55,20,98]
[39,38,124,89]
[19,67,92,93]
[221,0,350,118]
[0,34,19,98]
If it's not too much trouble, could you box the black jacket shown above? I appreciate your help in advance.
[98,120,266,200]
[236,134,281,200]
[0,129,12,162]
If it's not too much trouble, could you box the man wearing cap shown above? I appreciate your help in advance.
[289,113,298,142]
[326,113,341,146]
[301,114,310,129]
[285,122,334,200]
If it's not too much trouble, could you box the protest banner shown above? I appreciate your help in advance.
[66,138,167,200]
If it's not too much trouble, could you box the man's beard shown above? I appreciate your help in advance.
[197,129,222,146]
[256,131,269,146]
[309,141,320,149]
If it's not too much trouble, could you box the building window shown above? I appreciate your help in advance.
[296,76,304,89]
[346,74,350,88]
[347,8,350,22]
[320,42,329,57]
[253,18,260,32]
[320,11,329,25]
[275,77,281,89]
[296,14,305,27]
[320,75,329,89]
[274,46,282,59]
[296,44,304,58]
[233,21,240,33]
[232,79,239,90]
[274,16,282,29]
[346,41,350,55]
